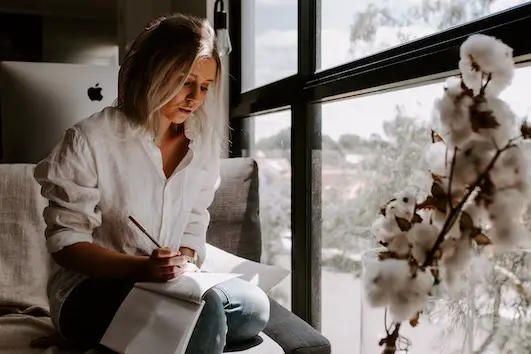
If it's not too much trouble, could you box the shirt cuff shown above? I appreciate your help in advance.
[179,239,206,265]
[45,230,94,253]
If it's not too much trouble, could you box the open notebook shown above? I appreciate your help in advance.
[100,244,290,354]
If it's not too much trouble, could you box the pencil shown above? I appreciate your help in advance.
[128,215,162,248]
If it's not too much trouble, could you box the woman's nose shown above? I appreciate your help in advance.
[186,83,200,100]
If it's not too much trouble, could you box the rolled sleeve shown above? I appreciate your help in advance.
[34,127,102,253]
[180,156,221,263]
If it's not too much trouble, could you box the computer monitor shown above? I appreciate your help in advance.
[0,61,118,163]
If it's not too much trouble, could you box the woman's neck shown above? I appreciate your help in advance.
[160,122,186,144]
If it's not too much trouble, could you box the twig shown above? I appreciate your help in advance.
[380,323,402,354]
[423,137,520,268]
[493,264,531,299]
[447,147,458,206]
[479,73,492,96]
[474,287,501,354]
[384,307,390,336]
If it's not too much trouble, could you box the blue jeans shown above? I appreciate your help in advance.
[58,277,269,353]
[185,277,270,353]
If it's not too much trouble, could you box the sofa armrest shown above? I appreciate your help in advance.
[264,298,331,354]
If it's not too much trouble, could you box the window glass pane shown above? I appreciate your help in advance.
[241,0,297,92]
[320,65,531,351]
[249,111,292,310]
[319,0,531,71]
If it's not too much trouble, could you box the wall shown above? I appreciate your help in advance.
[42,16,118,65]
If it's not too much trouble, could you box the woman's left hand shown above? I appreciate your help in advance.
[181,262,201,273]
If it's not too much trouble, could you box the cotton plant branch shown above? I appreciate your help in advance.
[363,33,531,354]
[423,137,520,268]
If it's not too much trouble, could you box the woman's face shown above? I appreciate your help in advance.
[161,57,217,125]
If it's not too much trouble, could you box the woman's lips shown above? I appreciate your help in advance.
[179,107,193,114]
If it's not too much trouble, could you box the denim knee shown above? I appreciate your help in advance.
[185,288,227,354]
[220,279,270,344]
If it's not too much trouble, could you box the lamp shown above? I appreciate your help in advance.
[214,0,232,56]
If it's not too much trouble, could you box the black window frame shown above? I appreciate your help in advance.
[228,0,531,329]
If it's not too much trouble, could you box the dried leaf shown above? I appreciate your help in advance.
[379,240,389,247]
[377,251,395,261]
[470,104,500,132]
[429,181,448,213]
[409,312,420,327]
[432,270,441,286]
[431,181,446,199]
[417,195,436,210]
[460,79,474,96]
[412,213,423,224]
[459,212,474,232]
[395,217,412,232]
[431,130,444,143]
[431,173,446,183]
[434,199,448,213]
[521,121,531,139]
[474,233,492,245]
[469,57,481,72]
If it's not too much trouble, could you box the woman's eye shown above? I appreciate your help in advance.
[184,81,193,86]
[201,86,209,91]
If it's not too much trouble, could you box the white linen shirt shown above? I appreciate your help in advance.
[33,106,220,333]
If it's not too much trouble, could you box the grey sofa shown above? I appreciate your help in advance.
[0,158,331,354]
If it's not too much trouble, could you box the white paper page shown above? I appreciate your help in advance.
[201,244,290,292]
[100,287,204,354]
[135,272,240,304]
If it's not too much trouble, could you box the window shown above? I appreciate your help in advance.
[319,0,531,70]
[241,0,298,92]
[319,64,531,352]
[231,0,531,335]
[249,111,292,310]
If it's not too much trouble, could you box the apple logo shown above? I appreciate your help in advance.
[87,83,103,101]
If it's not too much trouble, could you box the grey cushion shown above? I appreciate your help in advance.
[207,158,261,262]
[226,333,283,353]
[264,299,331,354]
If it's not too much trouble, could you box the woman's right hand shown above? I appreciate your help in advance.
[138,247,188,282]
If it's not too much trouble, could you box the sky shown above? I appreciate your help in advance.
[247,0,531,143]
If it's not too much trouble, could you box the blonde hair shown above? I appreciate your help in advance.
[116,13,224,151]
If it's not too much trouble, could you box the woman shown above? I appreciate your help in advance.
[33,13,269,354]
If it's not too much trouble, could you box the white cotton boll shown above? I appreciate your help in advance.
[479,97,518,147]
[458,58,482,95]
[389,269,434,321]
[491,146,530,193]
[488,188,527,223]
[431,209,448,230]
[452,139,496,186]
[463,202,489,228]
[371,216,394,243]
[387,232,411,258]
[441,235,472,286]
[436,79,474,147]
[459,34,514,96]
[416,209,433,225]
[397,186,420,207]
[444,77,465,97]
[487,64,515,97]
[425,141,448,176]
[363,259,411,308]
[371,216,405,244]
[386,196,415,222]
[408,223,440,264]
[487,220,529,248]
